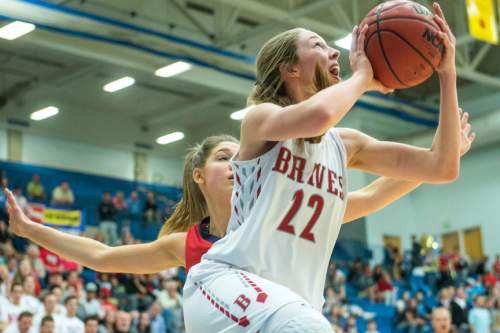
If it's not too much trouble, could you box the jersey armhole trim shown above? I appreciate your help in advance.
[231,141,283,167]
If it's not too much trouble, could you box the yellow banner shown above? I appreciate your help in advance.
[466,0,498,44]
[43,209,82,227]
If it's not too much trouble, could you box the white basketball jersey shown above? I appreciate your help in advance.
[202,128,348,310]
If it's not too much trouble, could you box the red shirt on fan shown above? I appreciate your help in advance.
[185,217,219,274]
[493,256,500,276]
[484,271,497,288]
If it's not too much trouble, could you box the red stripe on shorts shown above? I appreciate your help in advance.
[197,285,250,327]
[238,272,268,303]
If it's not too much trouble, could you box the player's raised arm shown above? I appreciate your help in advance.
[344,110,474,222]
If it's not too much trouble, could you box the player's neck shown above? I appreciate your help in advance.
[284,80,313,103]
[204,198,229,238]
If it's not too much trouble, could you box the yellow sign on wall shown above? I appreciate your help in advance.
[466,0,498,44]
[44,208,82,227]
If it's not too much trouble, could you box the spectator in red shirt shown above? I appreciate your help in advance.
[112,191,128,212]
[99,288,117,315]
[376,272,396,306]
[483,270,497,290]
[493,254,500,279]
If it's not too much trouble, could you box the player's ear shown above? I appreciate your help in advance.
[193,168,205,185]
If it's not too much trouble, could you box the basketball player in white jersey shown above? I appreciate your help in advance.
[184,3,459,332]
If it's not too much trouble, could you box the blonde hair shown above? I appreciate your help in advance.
[158,135,239,237]
[247,28,332,144]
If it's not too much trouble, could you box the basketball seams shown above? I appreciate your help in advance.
[375,2,409,88]
[363,16,440,31]
[378,29,437,72]
[365,1,412,18]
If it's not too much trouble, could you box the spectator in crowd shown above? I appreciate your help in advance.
[450,286,469,333]
[1,283,29,327]
[100,311,116,333]
[355,264,376,302]
[396,298,426,333]
[0,264,9,297]
[348,258,363,284]
[344,315,358,333]
[468,295,491,333]
[79,282,103,320]
[493,300,500,333]
[26,174,45,202]
[119,227,135,246]
[59,296,84,333]
[112,191,129,232]
[51,182,74,207]
[48,286,66,316]
[114,311,134,333]
[454,251,470,286]
[365,319,380,333]
[124,275,154,313]
[323,287,337,316]
[372,265,383,283]
[414,291,430,320]
[0,220,12,244]
[39,315,55,333]
[83,316,99,333]
[392,247,404,280]
[438,251,454,290]
[66,270,83,298]
[98,192,117,246]
[438,287,453,309]
[142,192,158,225]
[98,287,117,316]
[160,201,175,224]
[483,270,497,290]
[157,279,182,332]
[432,307,452,333]
[0,177,9,222]
[126,191,141,222]
[383,243,395,276]
[148,302,165,333]
[13,258,35,286]
[112,191,128,213]
[134,312,151,333]
[326,262,346,304]
[328,304,346,331]
[3,311,33,333]
[411,235,422,269]
[475,256,489,277]
[20,275,41,314]
[26,244,46,281]
[376,271,396,306]
[33,293,61,331]
[493,254,500,279]
[11,187,28,214]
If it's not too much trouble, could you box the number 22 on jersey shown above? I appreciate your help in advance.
[277,189,324,242]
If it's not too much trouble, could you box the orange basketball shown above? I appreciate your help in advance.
[360,0,444,90]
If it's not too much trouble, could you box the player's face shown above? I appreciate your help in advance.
[294,31,341,85]
[199,142,239,199]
